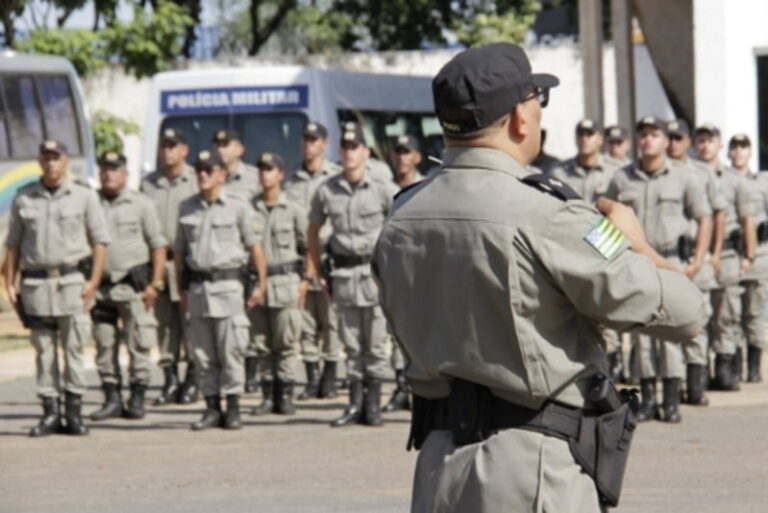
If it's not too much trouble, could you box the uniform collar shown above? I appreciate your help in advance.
[227,161,247,181]
[336,170,371,194]
[159,163,194,186]
[35,177,74,198]
[632,157,673,180]
[570,154,607,176]
[100,187,132,203]
[196,189,230,207]
[297,160,334,181]
[255,191,288,212]
[442,146,529,179]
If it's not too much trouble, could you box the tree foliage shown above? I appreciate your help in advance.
[0,0,26,47]
[15,28,107,76]
[92,110,140,156]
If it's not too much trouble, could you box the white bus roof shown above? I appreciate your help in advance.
[0,50,78,75]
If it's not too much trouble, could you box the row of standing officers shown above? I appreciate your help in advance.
[6,120,424,436]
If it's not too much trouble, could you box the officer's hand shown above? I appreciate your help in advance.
[143,285,159,311]
[246,288,264,309]
[595,198,648,252]
[81,281,98,312]
[685,263,701,280]
[740,258,752,277]
[5,284,17,308]
[711,253,722,276]
[298,279,310,309]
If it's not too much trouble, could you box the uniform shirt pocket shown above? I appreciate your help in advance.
[658,190,683,217]
[58,206,83,234]
[617,192,638,211]
[211,215,237,244]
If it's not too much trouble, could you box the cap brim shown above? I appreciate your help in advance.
[532,73,559,89]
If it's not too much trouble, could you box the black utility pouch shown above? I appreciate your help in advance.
[569,390,638,508]
[128,264,151,292]
[758,221,768,243]
[677,235,694,261]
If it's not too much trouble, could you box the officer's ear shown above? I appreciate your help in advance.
[509,104,528,141]
[414,151,422,165]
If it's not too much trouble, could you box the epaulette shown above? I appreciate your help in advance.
[520,173,581,201]
[394,181,424,201]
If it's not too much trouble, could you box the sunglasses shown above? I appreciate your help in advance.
[523,87,550,108]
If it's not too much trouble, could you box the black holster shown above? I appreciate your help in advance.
[91,301,119,325]
[127,263,151,292]
[729,229,745,255]
[758,221,768,244]
[320,252,335,296]
[77,257,93,280]
[243,264,259,301]
[677,235,694,261]
[15,294,57,330]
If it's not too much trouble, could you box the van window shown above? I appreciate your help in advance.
[35,75,82,155]
[0,90,9,159]
[2,76,44,158]
[159,112,307,172]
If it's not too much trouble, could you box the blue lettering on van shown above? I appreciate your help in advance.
[161,86,309,113]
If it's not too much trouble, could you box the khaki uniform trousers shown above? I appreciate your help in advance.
[741,279,767,350]
[298,289,343,363]
[31,313,92,398]
[337,304,389,381]
[187,313,250,397]
[155,291,187,367]
[629,332,686,379]
[412,429,602,513]
[710,254,743,355]
[93,295,158,386]
[249,305,302,382]
[683,290,712,366]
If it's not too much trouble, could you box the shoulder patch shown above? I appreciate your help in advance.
[520,173,581,201]
[393,181,423,201]
[584,216,626,259]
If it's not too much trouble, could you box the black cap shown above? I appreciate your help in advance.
[729,133,751,147]
[393,135,420,152]
[575,118,602,134]
[636,116,669,135]
[666,119,690,137]
[256,152,285,169]
[432,42,559,135]
[98,151,127,167]
[340,121,366,146]
[39,139,68,156]
[212,129,241,144]
[160,128,187,144]
[303,121,328,139]
[604,125,627,142]
[694,123,721,138]
[193,149,225,172]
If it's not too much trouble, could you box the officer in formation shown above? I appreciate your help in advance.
[304,123,399,427]
[175,150,267,430]
[140,128,200,405]
[604,125,632,165]
[374,42,706,513]
[284,122,343,400]
[213,129,262,201]
[5,141,110,437]
[249,152,307,416]
[606,117,712,423]
[89,151,167,421]
[728,134,766,383]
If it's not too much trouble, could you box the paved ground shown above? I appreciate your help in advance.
[1,311,767,513]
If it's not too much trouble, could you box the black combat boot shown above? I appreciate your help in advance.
[223,394,242,430]
[244,357,259,394]
[191,395,222,430]
[177,362,200,404]
[713,353,740,391]
[363,378,383,426]
[274,380,296,415]
[153,364,179,406]
[685,364,709,406]
[123,384,147,419]
[732,347,744,385]
[90,382,123,421]
[251,380,274,416]
[330,380,363,427]
[318,361,339,399]
[661,378,682,423]
[64,391,89,435]
[382,370,411,412]
[636,378,660,422]
[607,351,624,383]
[297,362,320,400]
[747,346,762,383]
[29,397,61,437]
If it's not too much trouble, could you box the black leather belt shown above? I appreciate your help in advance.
[267,261,302,276]
[187,268,241,284]
[22,265,80,279]
[657,248,678,259]
[331,253,372,269]
[722,239,736,251]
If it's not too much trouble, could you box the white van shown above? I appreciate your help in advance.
[142,66,442,175]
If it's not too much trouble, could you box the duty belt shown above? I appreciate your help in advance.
[22,265,81,279]
[331,253,372,269]
[267,261,302,276]
[187,268,242,284]
[722,239,737,251]
[657,248,678,259]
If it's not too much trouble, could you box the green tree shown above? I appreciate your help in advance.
[14,29,107,76]
[454,0,541,47]
[92,110,140,156]
[276,4,353,55]
[0,0,26,47]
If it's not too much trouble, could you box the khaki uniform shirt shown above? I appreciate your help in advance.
[550,155,621,203]
[742,171,768,280]
[373,147,706,409]
[223,161,261,201]
[713,163,754,240]
[606,159,711,254]
[140,164,198,247]
[176,191,261,318]
[6,178,111,316]
[310,171,398,307]
[253,192,307,308]
[367,158,394,183]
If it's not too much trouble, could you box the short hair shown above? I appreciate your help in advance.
[443,114,511,142]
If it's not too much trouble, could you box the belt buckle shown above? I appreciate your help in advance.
[47,268,61,278]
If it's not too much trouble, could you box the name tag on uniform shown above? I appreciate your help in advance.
[585,217,625,259]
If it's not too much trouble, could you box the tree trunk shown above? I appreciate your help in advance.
[1,13,14,47]
[248,0,295,56]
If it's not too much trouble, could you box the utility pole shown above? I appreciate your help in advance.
[579,0,604,125]
[611,0,637,155]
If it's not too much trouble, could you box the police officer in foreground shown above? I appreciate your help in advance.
[175,151,268,430]
[284,122,343,400]
[88,151,167,421]
[5,140,110,437]
[728,134,766,382]
[373,43,707,512]
[303,124,398,428]
[693,124,756,390]
[249,153,307,416]
[141,128,200,405]
[213,129,262,201]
